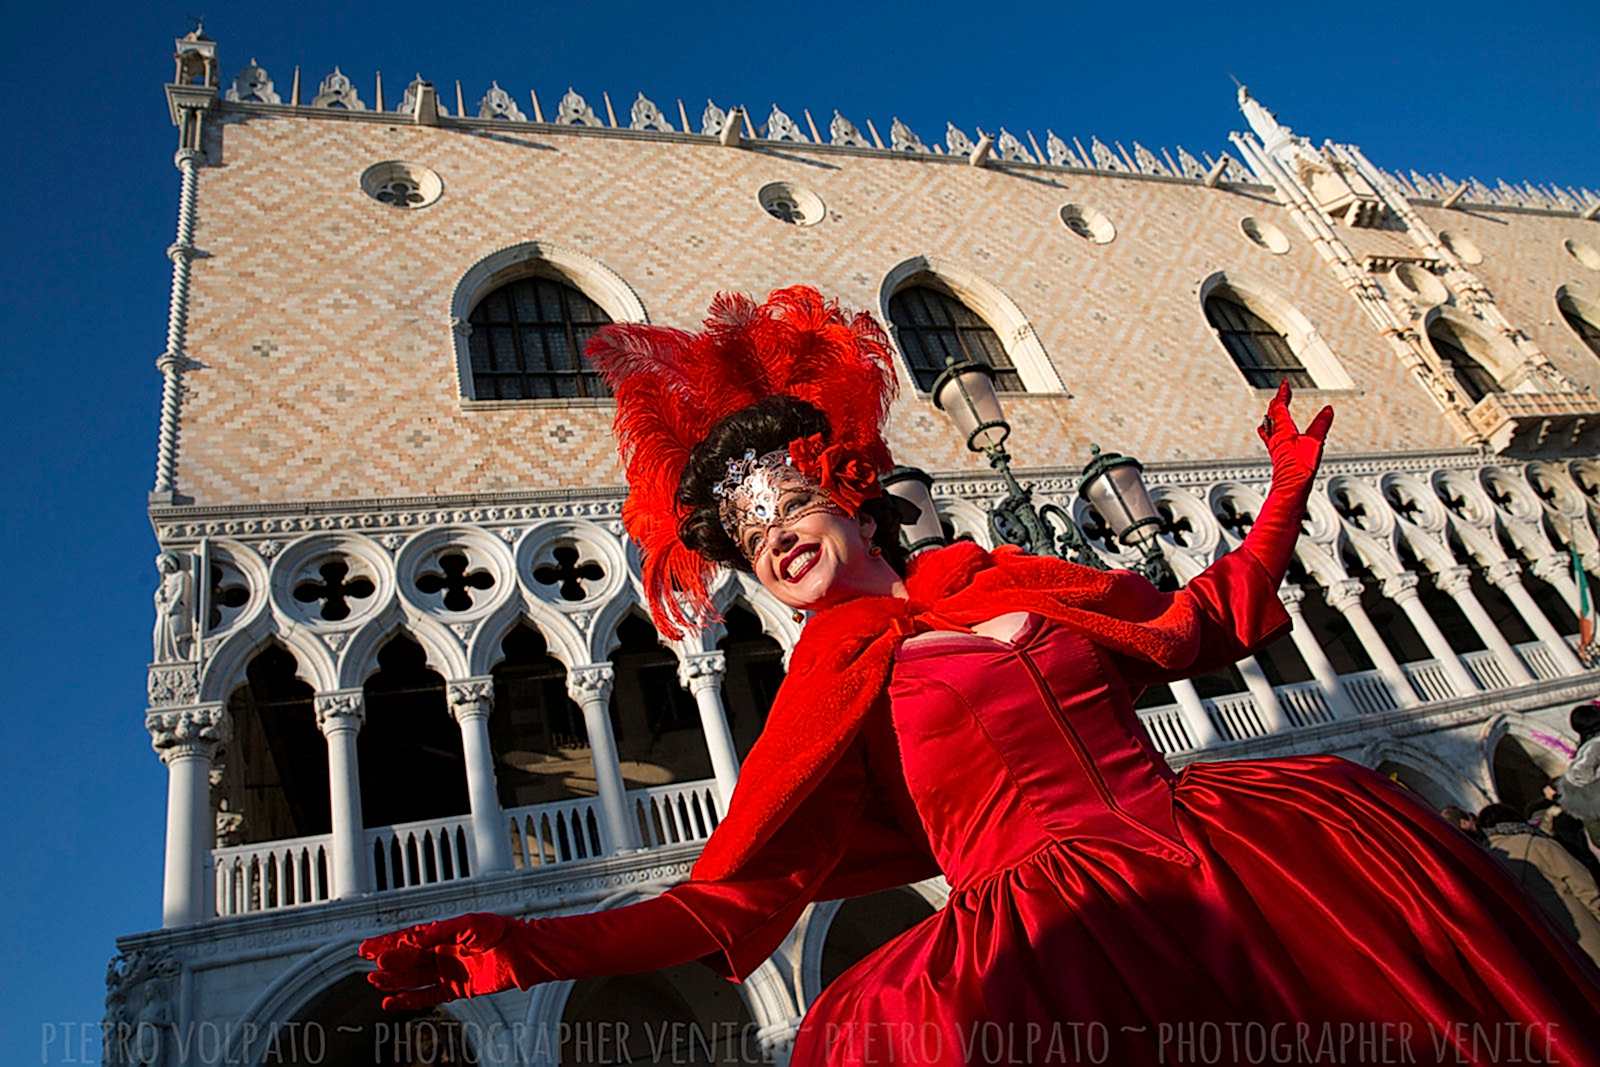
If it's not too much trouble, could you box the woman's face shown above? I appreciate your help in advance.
[736,490,886,612]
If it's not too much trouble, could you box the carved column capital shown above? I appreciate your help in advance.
[1531,554,1572,583]
[1277,584,1307,610]
[567,664,615,706]
[1380,572,1422,601]
[1324,578,1366,613]
[678,651,727,695]
[146,703,230,764]
[314,689,366,732]
[1433,565,1474,597]
[446,677,495,722]
[1484,558,1523,588]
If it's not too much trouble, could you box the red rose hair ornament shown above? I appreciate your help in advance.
[584,286,899,638]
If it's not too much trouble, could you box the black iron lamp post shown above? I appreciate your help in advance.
[906,357,1175,588]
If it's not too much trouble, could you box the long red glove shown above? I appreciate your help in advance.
[1237,380,1334,585]
[358,893,721,1011]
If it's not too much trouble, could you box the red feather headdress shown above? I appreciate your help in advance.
[584,285,899,638]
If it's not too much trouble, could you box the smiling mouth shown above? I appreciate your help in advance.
[782,544,821,582]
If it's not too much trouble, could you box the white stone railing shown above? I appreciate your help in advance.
[1341,669,1400,715]
[631,779,723,850]
[1401,659,1458,703]
[1204,692,1269,742]
[366,814,475,892]
[1518,639,1568,682]
[1275,680,1336,728]
[212,834,333,917]
[1136,703,1196,756]
[506,794,607,869]
[1461,648,1514,691]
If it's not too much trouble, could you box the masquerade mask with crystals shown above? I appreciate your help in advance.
[715,448,843,564]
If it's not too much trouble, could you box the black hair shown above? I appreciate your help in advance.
[1477,802,1524,828]
[676,396,907,574]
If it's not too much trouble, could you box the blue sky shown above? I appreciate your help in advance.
[3,0,1595,1057]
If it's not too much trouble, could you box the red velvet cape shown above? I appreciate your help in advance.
[688,540,1290,906]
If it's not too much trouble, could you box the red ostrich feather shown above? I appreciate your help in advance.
[584,285,899,638]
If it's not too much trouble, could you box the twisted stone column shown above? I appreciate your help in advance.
[315,690,370,899]
[678,651,742,812]
[1324,579,1419,708]
[152,146,202,498]
[1487,559,1585,675]
[1380,573,1478,698]
[147,703,230,927]
[567,665,642,853]
[1277,585,1359,720]
[447,677,512,874]
[1433,566,1534,686]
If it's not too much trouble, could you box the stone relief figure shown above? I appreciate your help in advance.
[152,552,194,663]
[103,952,180,1067]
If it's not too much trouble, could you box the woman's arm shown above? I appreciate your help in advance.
[1116,382,1332,685]
[360,734,873,1009]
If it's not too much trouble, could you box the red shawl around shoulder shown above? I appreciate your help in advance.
[684,541,1290,931]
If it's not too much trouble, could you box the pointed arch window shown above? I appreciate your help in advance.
[1427,321,1502,404]
[1559,295,1600,359]
[1203,289,1314,389]
[887,283,1024,392]
[466,276,612,400]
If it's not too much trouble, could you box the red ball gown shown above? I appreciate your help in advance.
[786,609,1600,1065]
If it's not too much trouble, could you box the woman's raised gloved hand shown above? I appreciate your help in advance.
[1240,381,1334,583]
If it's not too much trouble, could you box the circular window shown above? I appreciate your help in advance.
[1565,238,1600,272]
[757,181,825,226]
[1238,217,1289,254]
[1390,263,1449,306]
[1059,204,1115,245]
[360,161,443,209]
[1437,230,1482,265]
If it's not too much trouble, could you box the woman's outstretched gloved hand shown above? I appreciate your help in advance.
[359,911,545,1011]
[358,891,724,1011]
[1240,381,1334,583]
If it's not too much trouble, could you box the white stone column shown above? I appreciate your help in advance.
[1532,553,1586,619]
[446,677,513,874]
[1433,566,1535,686]
[1325,579,1420,708]
[567,665,642,853]
[147,703,230,927]
[678,651,742,812]
[314,689,370,899]
[1235,656,1291,733]
[1487,559,1586,675]
[1380,573,1479,698]
[1277,586,1359,720]
[1168,678,1221,749]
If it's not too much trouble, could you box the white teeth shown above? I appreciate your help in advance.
[785,545,819,580]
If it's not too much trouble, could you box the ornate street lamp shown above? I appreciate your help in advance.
[927,358,1176,588]
[880,466,946,555]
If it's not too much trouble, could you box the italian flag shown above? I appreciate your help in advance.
[1574,544,1596,665]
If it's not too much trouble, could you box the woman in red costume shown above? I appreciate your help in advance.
[363,287,1600,1065]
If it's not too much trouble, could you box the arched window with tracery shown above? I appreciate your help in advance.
[1203,289,1314,389]
[887,283,1024,392]
[466,275,612,399]
[1559,294,1600,359]
[1427,321,1502,404]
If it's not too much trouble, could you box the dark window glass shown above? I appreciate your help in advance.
[1427,323,1501,405]
[466,276,612,400]
[1560,298,1600,359]
[887,284,1025,392]
[1203,291,1315,390]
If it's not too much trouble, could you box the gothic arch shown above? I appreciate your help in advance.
[470,602,588,676]
[1421,306,1520,384]
[335,608,468,689]
[878,255,1067,394]
[225,940,503,1066]
[201,615,336,701]
[449,240,648,402]
[1197,270,1354,390]
[1358,738,1488,809]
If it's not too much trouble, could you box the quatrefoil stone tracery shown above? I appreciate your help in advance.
[292,559,375,621]
[533,545,605,602]
[415,551,495,612]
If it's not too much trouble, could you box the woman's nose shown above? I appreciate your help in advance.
[772,526,799,554]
